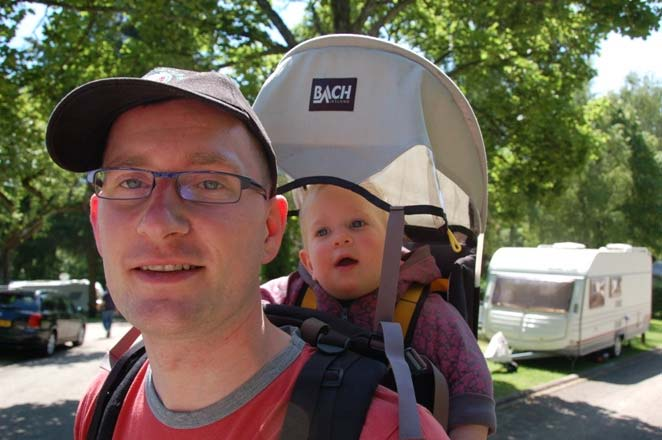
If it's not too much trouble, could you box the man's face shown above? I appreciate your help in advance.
[90,99,286,338]
[299,185,387,300]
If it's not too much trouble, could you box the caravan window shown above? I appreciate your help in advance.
[609,276,622,298]
[589,277,607,309]
[491,275,575,313]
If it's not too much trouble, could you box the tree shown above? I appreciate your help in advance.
[2,0,661,280]
[507,75,662,257]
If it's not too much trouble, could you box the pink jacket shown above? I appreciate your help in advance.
[261,246,496,433]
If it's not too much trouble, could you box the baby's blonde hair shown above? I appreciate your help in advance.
[295,182,387,246]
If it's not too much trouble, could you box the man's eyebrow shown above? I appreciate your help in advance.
[187,151,240,168]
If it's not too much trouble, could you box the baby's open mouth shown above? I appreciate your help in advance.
[335,258,358,267]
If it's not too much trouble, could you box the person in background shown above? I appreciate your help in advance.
[101,290,115,338]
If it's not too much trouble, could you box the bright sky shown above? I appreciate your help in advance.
[590,30,662,95]
[12,3,662,96]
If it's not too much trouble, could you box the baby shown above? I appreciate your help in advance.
[261,184,496,439]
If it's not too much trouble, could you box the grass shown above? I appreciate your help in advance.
[480,318,662,400]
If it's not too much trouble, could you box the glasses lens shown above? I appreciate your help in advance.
[178,172,242,203]
[95,169,154,200]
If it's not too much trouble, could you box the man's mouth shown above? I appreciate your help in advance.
[139,264,201,272]
[335,258,358,267]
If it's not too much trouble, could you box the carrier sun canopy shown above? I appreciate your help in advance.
[253,34,488,234]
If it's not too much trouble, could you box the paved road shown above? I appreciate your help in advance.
[0,321,133,440]
[493,349,662,439]
[1,322,660,439]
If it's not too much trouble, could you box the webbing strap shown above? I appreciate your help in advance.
[430,362,450,430]
[380,321,423,440]
[374,207,405,330]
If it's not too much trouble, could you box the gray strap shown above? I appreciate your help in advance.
[380,321,423,440]
[430,361,449,430]
[374,207,405,330]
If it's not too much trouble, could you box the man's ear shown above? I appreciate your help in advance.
[299,248,314,278]
[89,194,103,256]
[262,195,288,264]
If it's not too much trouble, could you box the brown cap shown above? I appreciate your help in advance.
[46,67,277,195]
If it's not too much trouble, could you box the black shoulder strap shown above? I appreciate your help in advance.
[87,341,147,440]
[282,349,387,440]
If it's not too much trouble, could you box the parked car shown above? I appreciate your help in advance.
[0,289,86,356]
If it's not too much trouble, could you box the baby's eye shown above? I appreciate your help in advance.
[315,227,329,237]
[350,219,366,229]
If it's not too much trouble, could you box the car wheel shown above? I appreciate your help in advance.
[43,332,57,357]
[612,335,623,357]
[73,325,86,347]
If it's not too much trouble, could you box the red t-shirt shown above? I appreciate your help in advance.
[75,341,447,439]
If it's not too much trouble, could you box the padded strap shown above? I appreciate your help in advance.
[281,350,338,440]
[393,284,424,341]
[429,278,449,293]
[281,349,386,440]
[380,321,423,440]
[87,341,147,440]
[374,207,405,329]
[301,287,318,309]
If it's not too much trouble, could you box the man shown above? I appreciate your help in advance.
[100,290,115,338]
[46,67,447,439]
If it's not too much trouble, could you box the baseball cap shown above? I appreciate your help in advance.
[46,67,277,195]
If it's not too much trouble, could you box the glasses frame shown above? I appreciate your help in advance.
[86,167,268,204]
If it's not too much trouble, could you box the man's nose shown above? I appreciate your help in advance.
[136,178,190,239]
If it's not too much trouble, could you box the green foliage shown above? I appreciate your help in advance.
[1,0,661,282]
[501,75,662,258]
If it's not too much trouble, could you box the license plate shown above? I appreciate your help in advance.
[0,319,11,328]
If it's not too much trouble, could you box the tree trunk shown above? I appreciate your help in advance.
[1,247,9,284]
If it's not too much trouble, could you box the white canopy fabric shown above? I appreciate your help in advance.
[254,34,487,233]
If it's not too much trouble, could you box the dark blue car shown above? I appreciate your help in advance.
[0,289,86,356]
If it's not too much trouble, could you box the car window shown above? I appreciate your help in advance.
[0,291,39,311]
[41,297,57,312]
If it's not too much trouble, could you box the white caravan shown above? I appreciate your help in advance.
[482,243,652,360]
[8,279,104,313]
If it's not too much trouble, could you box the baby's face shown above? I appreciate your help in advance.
[299,185,387,300]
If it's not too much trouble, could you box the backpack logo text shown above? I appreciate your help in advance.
[309,78,357,111]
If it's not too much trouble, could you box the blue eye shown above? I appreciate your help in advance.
[120,178,147,189]
[350,219,366,228]
[199,180,224,190]
[315,227,329,237]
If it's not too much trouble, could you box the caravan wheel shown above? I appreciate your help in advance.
[612,335,623,357]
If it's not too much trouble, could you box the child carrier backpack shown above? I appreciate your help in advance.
[254,33,489,433]
[85,307,440,440]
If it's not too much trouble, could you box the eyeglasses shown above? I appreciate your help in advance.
[87,168,268,204]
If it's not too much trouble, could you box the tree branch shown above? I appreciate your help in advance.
[368,0,416,36]
[34,0,127,14]
[255,0,297,48]
[215,46,290,69]
[0,190,13,211]
[353,0,379,31]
